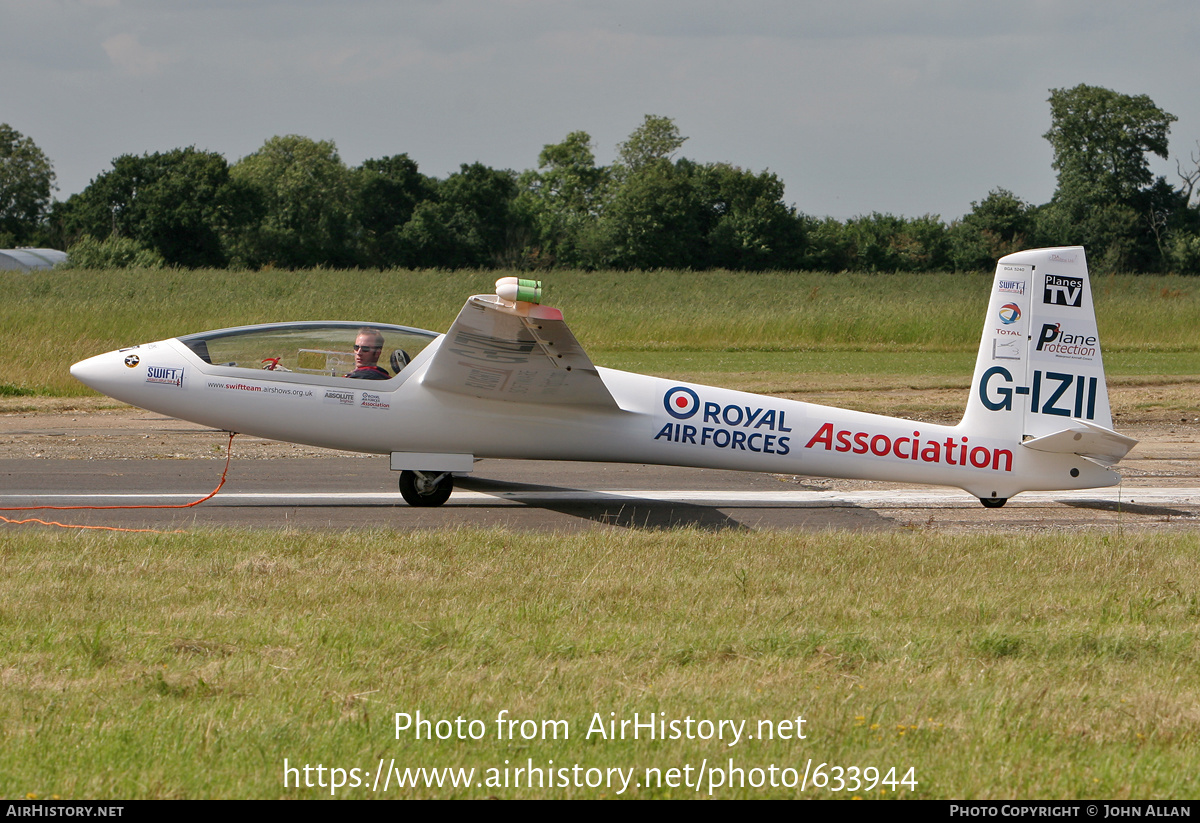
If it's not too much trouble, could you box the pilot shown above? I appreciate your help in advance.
[345,328,390,380]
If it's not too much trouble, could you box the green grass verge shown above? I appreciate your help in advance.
[4,268,1197,396]
[3,528,1198,799]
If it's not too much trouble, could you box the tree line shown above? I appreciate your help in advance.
[3,84,1199,273]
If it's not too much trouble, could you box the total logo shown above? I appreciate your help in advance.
[656,386,792,454]
[997,303,1021,325]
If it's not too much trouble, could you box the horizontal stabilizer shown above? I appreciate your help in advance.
[421,294,620,409]
[1021,419,1138,467]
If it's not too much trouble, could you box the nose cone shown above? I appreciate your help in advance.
[71,349,141,401]
[70,352,108,391]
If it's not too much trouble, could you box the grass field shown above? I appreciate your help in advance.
[2,268,1197,396]
[2,267,1198,800]
[2,528,1199,799]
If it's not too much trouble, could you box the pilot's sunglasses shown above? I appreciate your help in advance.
[353,345,381,351]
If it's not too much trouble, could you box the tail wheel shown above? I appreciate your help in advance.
[399,470,453,507]
[979,497,1008,509]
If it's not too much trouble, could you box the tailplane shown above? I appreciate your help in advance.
[960,246,1135,465]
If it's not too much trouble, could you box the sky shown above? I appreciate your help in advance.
[5,0,1200,221]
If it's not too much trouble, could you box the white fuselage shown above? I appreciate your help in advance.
[70,332,1119,500]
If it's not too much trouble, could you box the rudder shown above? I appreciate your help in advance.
[961,247,1116,439]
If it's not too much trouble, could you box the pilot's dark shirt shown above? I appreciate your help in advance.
[344,366,390,380]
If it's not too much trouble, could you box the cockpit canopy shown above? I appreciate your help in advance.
[179,322,438,380]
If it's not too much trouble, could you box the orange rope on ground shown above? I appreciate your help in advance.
[0,516,176,533]
[0,432,238,532]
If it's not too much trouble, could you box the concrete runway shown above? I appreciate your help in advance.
[2,456,1197,532]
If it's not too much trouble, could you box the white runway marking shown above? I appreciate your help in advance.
[2,488,1198,508]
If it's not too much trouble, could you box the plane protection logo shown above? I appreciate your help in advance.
[1043,274,1083,307]
[1035,322,1097,360]
[664,386,700,419]
[998,303,1021,325]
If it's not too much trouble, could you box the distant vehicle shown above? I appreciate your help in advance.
[71,247,1136,508]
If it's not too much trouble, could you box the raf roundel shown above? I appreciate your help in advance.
[998,303,1021,325]
[664,386,700,419]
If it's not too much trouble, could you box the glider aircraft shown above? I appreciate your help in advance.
[71,247,1136,508]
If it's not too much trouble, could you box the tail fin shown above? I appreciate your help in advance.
[961,247,1131,462]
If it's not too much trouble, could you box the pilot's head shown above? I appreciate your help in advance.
[354,328,384,370]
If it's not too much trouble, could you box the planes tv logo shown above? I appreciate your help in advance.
[1043,274,1083,307]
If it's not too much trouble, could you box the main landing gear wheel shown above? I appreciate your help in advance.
[979,497,1008,509]
[398,470,454,507]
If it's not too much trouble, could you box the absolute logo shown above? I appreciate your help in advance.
[1043,274,1083,307]
[998,279,1025,294]
[145,365,184,387]
[324,389,356,406]
[656,386,792,454]
[805,423,1013,472]
[1035,323,1097,359]
[997,303,1021,325]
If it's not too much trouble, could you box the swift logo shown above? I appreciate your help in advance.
[146,365,184,387]
[978,366,1099,419]
[1043,275,1082,307]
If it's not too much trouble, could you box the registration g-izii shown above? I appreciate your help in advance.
[71,248,1136,509]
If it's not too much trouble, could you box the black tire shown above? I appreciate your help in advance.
[979,497,1008,509]
[398,470,454,507]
